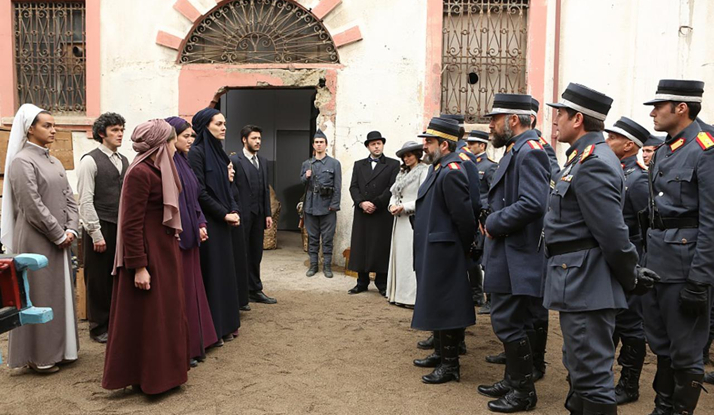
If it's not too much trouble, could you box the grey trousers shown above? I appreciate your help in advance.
[642,282,712,372]
[491,293,532,343]
[560,309,617,405]
[304,211,336,263]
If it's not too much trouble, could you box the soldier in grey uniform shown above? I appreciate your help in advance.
[642,79,714,415]
[300,130,341,278]
[642,134,665,166]
[604,116,651,405]
[530,97,561,179]
[476,94,550,413]
[543,83,658,415]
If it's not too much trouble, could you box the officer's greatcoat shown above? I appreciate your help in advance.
[411,152,476,331]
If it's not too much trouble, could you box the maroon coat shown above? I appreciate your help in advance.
[102,160,190,394]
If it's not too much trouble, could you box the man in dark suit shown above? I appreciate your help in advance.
[230,125,277,304]
[411,116,476,384]
[347,131,400,295]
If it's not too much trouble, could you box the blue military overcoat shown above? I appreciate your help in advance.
[482,129,550,296]
[411,151,477,331]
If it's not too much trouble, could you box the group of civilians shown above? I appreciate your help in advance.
[1,104,276,394]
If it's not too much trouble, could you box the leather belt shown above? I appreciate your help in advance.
[546,237,598,257]
[653,216,698,230]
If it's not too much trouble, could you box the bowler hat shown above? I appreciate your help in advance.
[604,117,650,147]
[644,79,704,105]
[548,83,612,121]
[418,117,460,142]
[396,141,423,158]
[364,131,386,146]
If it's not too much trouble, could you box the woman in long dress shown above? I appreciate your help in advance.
[386,141,429,306]
[166,116,218,366]
[1,104,79,373]
[102,119,190,394]
[187,108,241,344]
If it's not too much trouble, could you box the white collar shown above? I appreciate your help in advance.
[99,143,119,157]
[243,147,257,159]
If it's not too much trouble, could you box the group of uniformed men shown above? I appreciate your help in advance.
[409,79,713,415]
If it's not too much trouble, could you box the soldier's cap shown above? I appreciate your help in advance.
[364,130,386,146]
[644,134,665,147]
[396,140,423,158]
[643,79,704,105]
[604,117,649,148]
[485,94,533,117]
[418,117,460,142]
[467,129,490,144]
[547,83,613,121]
[314,129,327,140]
[440,113,465,126]
[530,97,540,117]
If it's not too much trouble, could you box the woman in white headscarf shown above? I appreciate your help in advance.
[1,104,79,373]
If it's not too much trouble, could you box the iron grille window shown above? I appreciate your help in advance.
[13,2,86,114]
[180,0,339,64]
[442,0,529,123]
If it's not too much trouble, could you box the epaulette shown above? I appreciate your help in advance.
[527,140,544,150]
[448,162,461,170]
[463,146,474,154]
[476,157,482,163]
[670,138,685,152]
[458,152,470,161]
[539,137,549,147]
[637,159,648,170]
[696,132,714,151]
[567,149,579,164]
[579,145,595,163]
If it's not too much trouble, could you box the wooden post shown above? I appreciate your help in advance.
[76,268,87,320]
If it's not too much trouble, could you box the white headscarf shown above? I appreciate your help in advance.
[1,104,45,252]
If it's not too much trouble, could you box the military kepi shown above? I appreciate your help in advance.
[364,130,386,146]
[604,117,650,147]
[418,117,460,142]
[644,134,665,147]
[485,94,533,117]
[467,130,490,144]
[643,79,704,105]
[440,114,465,125]
[530,97,539,116]
[314,129,327,140]
[547,83,612,121]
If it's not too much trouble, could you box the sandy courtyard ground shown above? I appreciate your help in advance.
[1,231,712,414]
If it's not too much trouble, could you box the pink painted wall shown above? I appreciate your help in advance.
[526,0,548,131]
[0,0,15,119]
[423,0,443,128]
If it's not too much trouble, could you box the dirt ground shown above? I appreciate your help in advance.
[1,231,712,414]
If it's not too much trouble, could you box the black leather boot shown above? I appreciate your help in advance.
[306,263,318,277]
[478,294,492,315]
[528,321,548,382]
[414,332,441,367]
[703,338,712,365]
[478,370,511,398]
[486,351,507,364]
[582,399,617,415]
[704,371,714,384]
[422,329,460,384]
[487,338,538,413]
[323,263,333,278]
[417,333,435,350]
[459,328,467,355]
[672,370,704,415]
[565,387,584,415]
[649,356,675,415]
[615,337,646,405]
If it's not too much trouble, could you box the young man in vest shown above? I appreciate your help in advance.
[78,112,129,343]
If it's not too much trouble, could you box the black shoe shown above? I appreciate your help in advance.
[189,358,198,368]
[212,338,225,348]
[581,399,616,415]
[486,352,507,364]
[239,304,251,311]
[417,334,435,350]
[473,294,485,307]
[488,387,538,413]
[704,371,714,384]
[421,330,460,384]
[614,337,646,405]
[222,334,235,342]
[414,352,441,368]
[348,285,367,295]
[478,377,512,398]
[486,338,538,413]
[323,264,333,278]
[478,302,491,315]
[249,291,277,304]
[306,263,318,277]
[91,332,108,344]
[422,362,460,384]
[378,288,387,297]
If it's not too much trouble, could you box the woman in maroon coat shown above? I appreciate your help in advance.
[102,119,190,394]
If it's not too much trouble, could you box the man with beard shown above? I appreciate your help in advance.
[642,79,714,415]
[476,94,550,412]
[604,116,651,405]
[347,131,400,295]
[411,116,476,384]
[544,83,659,414]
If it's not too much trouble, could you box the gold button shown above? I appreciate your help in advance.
[561,264,567,269]
[682,238,687,244]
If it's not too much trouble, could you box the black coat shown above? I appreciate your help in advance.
[411,152,476,331]
[347,154,400,273]
[230,152,271,224]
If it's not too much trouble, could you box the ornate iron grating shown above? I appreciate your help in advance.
[441,0,529,123]
[13,2,87,114]
[180,0,339,64]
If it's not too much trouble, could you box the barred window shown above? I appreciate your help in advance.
[13,2,86,114]
[441,0,529,123]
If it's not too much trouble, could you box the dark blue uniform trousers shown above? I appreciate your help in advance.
[304,211,337,264]
[526,296,548,330]
[561,309,617,406]
[491,294,533,342]
[643,283,713,372]
[615,294,645,341]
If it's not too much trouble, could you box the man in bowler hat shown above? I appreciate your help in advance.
[411,116,476,384]
[347,131,400,295]
[641,79,714,415]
